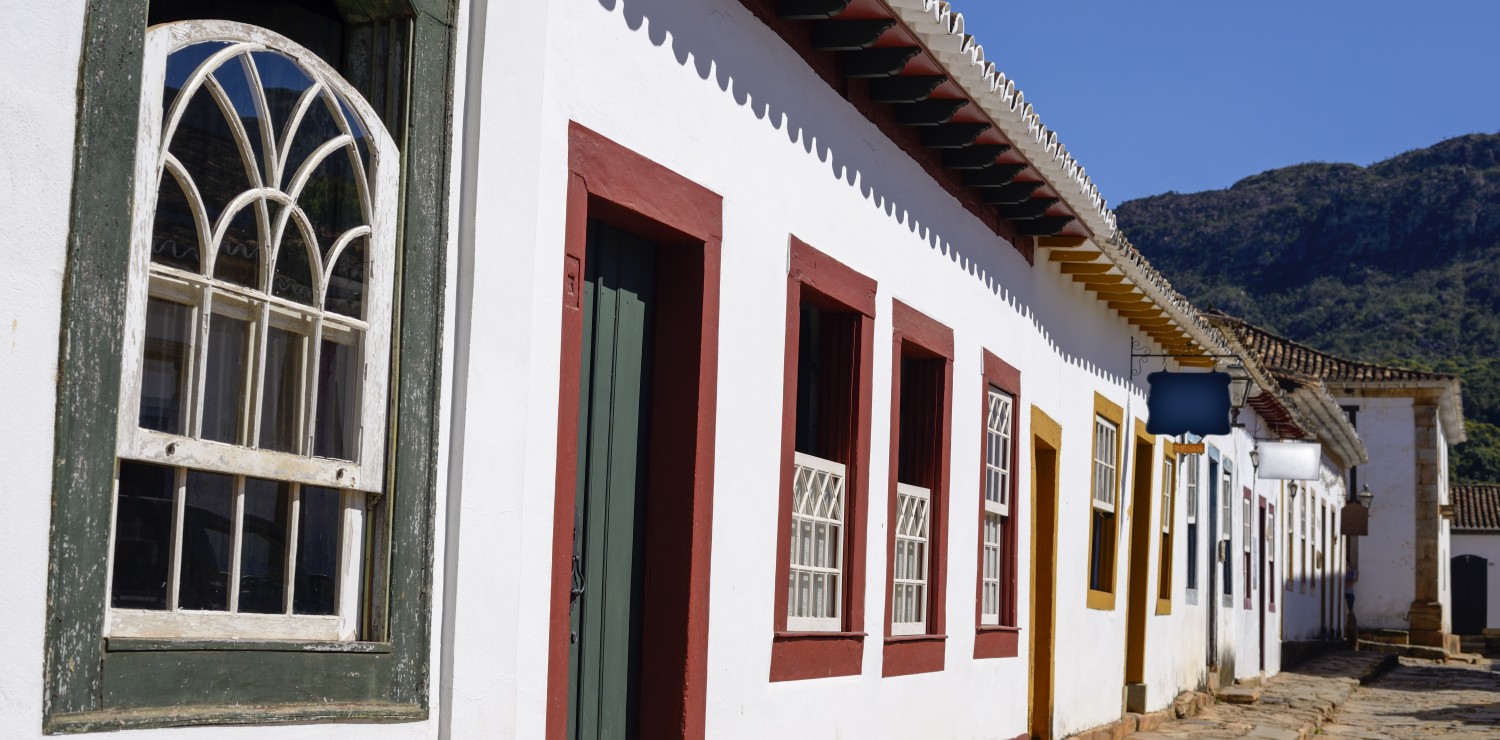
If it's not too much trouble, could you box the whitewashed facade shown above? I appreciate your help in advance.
[0,1,1390,738]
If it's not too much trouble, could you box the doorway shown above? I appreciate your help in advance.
[1028,409,1061,740]
[548,124,722,740]
[1453,555,1488,635]
[568,222,657,740]
[1123,431,1154,712]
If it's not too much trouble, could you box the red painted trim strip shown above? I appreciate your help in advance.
[547,123,722,740]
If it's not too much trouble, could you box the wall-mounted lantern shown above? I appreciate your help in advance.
[1226,362,1253,427]
[1342,484,1373,536]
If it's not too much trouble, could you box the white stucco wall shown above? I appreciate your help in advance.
[0,3,87,737]
[1342,396,1417,629]
[1451,533,1500,631]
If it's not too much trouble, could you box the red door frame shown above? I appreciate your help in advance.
[546,123,723,740]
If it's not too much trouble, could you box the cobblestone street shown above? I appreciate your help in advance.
[1321,658,1500,738]
[1129,652,1500,739]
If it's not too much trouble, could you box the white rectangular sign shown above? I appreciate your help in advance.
[1255,441,1322,481]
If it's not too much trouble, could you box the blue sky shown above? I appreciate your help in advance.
[954,1,1500,204]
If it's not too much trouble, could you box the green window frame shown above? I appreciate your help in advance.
[43,0,456,732]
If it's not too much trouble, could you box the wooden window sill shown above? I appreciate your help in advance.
[1087,588,1116,611]
[883,633,945,677]
[973,625,1020,659]
[106,637,392,653]
[1155,598,1173,616]
[770,631,865,682]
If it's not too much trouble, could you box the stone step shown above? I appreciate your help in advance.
[1213,685,1263,704]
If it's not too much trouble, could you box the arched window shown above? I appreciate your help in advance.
[108,20,396,642]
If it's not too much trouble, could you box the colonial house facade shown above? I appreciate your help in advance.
[1451,485,1500,641]
[1210,314,1467,656]
[1,1,1400,738]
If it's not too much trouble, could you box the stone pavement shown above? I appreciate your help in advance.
[1319,657,1500,738]
[1129,652,1395,740]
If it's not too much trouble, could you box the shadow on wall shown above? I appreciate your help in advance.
[596,0,1142,391]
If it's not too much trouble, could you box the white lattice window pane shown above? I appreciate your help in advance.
[787,452,846,631]
[1186,455,1199,522]
[1243,496,1252,553]
[1092,417,1117,512]
[1161,460,1174,534]
[981,512,1003,624]
[108,22,397,642]
[985,388,1013,515]
[892,483,931,635]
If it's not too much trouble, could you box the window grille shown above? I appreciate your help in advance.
[981,388,1012,625]
[1185,454,1199,590]
[108,23,397,642]
[892,483,931,635]
[787,452,846,632]
[1161,460,1174,535]
[1092,416,1118,512]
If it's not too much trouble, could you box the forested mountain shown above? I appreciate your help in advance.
[1116,132,1500,482]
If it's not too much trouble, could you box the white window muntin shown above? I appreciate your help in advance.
[892,483,931,635]
[981,387,1012,625]
[117,21,396,494]
[788,452,846,632]
[1185,455,1199,524]
[1161,459,1174,535]
[985,388,1013,515]
[981,512,1002,625]
[108,21,398,641]
[1243,494,1252,554]
[1092,416,1118,513]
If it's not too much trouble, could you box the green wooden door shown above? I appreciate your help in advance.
[568,221,657,740]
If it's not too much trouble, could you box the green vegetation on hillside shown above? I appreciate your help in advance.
[1116,133,1500,482]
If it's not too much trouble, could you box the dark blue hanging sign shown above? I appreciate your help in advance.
[1145,371,1231,436]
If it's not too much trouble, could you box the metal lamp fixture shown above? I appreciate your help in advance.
[1225,362,1253,427]
[1287,482,1298,500]
[1357,484,1374,510]
[1249,447,1260,472]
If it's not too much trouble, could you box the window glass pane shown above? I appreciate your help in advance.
[151,168,202,273]
[259,324,305,453]
[139,297,194,434]
[178,470,233,611]
[214,205,262,288]
[211,55,269,184]
[314,336,362,460]
[111,461,176,610]
[248,51,314,171]
[301,138,364,255]
[201,311,250,444]
[294,486,342,615]
[238,478,290,614]
[272,213,317,306]
[162,41,232,121]
[169,82,246,227]
[325,235,366,318]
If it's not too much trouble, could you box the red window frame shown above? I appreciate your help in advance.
[881,301,954,677]
[1243,486,1254,611]
[770,237,876,682]
[974,350,1021,659]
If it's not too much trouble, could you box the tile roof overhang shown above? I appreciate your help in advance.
[1451,484,1500,532]
[748,0,1233,364]
[1202,312,1368,468]
[1207,311,1466,444]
